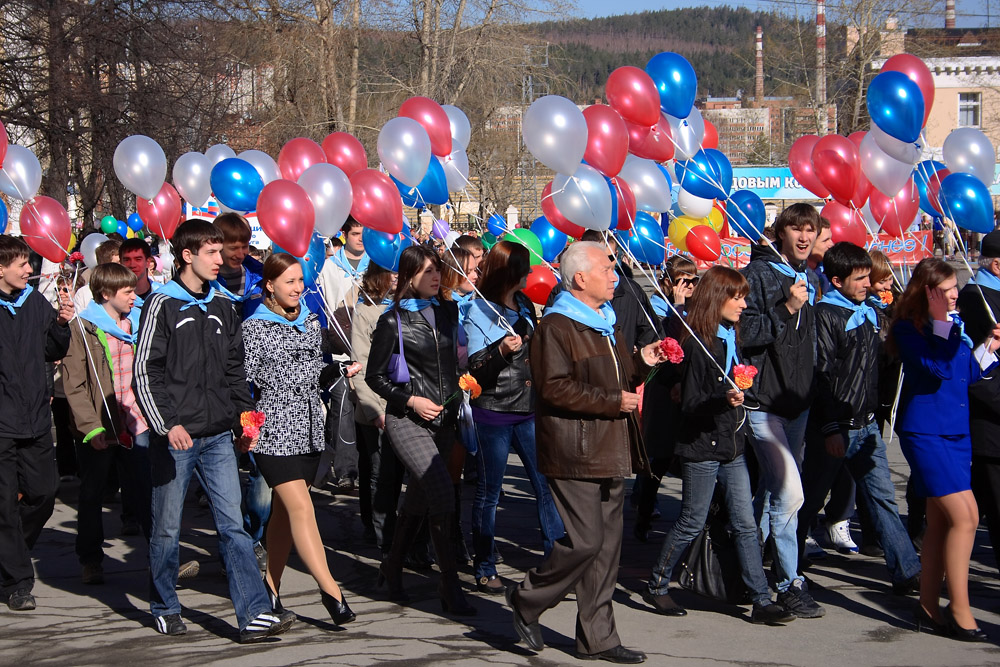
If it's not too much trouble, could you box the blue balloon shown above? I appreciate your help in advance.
[646,52,697,119]
[913,160,947,218]
[616,212,665,265]
[487,213,507,237]
[391,156,448,208]
[210,158,264,212]
[704,149,733,197]
[727,190,766,241]
[0,199,8,235]
[127,212,144,232]
[674,150,724,200]
[274,232,326,288]
[938,172,995,234]
[867,71,924,144]
[116,221,128,237]
[530,216,568,263]
[363,226,413,272]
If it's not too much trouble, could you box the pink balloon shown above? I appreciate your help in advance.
[583,105,629,177]
[611,177,637,231]
[881,54,935,126]
[625,114,674,162]
[20,196,71,262]
[321,132,367,177]
[847,131,866,149]
[349,169,403,234]
[869,178,920,238]
[812,135,861,206]
[399,97,452,157]
[0,119,7,169]
[851,170,872,209]
[605,66,661,127]
[278,137,327,182]
[541,181,587,238]
[257,180,315,256]
[822,200,867,247]
[788,135,829,199]
[136,182,182,240]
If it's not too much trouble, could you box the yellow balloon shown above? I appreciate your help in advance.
[126,228,136,239]
[668,215,707,252]
[708,207,725,233]
[67,233,77,253]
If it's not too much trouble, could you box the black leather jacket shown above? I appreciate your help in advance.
[366,301,460,428]
[468,293,536,414]
[814,299,880,434]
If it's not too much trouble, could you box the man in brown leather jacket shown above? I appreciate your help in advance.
[506,241,665,664]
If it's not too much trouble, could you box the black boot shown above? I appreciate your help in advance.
[377,512,423,602]
[321,590,357,626]
[453,484,471,567]
[429,512,476,616]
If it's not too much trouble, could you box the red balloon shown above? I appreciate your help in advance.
[686,225,722,262]
[822,200,867,247]
[583,105,629,177]
[881,54,935,126]
[812,135,861,205]
[20,196,71,262]
[926,168,951,214]
[399,97,452,157]
[541,181,587,238]
[624,114,674,162]
[702,120,719,150]
[788,135,830,198]
[136,183,182,240]
[0,119,7,169]
[611,177,637,231]
[605,66,660,127]
[523,265,559,305]
[257,180,315,256]
[850,170,872,209]
[349,169,403,234]
[869,177,920,238]
[847,131,866,149]
[321,132,367,177]
[278,138,326,182]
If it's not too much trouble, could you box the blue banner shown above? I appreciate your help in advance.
[731,167,815,200]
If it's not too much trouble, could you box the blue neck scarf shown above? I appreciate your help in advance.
[387,297,440,313]
[465,298,534,356]
[331,249,370,280]
[0,284,33,317]
[820,289,879,331]
[867,294,888,310]
[546,290,616,344]
[768,262,816,305]
[246,301,312,333]
[717,324,739,375]
[650,293,670,319]
[973,268,1000,293]
[157,279,217,312]
[78,301,140,344]
[211,275,252,304]
[132,281,159,311]
[950,313,975,349]
[359,295,394,307]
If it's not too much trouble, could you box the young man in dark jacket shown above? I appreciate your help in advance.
[796,243,921,594]
[0,236,73,611]
[133,220,292,642]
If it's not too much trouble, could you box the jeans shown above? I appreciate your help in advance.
[470,419,565,579]
[748,409,808,592]
[648,455,771,606]
[798,422,921,584]
[242,452,271,546]
[149,431,269,630]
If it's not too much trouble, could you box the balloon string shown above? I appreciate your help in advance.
[936,193,998,326]
[309,281,356,356]
[438,241,518,337]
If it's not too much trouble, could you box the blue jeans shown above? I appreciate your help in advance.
[242,452,271,545]
[148,432,270,630]
[470,419,564,579]
[798,422,921,584]
[748,409,808,592]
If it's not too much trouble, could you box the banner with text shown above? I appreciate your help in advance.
[185,198,272,249]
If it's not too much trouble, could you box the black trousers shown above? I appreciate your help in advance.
[50,397,79,477]
[357,423,405,552]
[0,434,57,594]
[315,377,358,486]
[972,455,1000,572]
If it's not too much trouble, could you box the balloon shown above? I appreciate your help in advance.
[439,148,470,192]
[273,232,326,288]
[100,215,118,234]
[136,182,183,240]
[321,132,368,177]
[238,150,281,185]
[400,97,452,157]
[914,160,948,216]
[847,131,866,149]
[668,215,706,252]
[788,135,829,198]
[881,53,935,126]
[205,144,236,168]
[523,265,558,305]
[20,196,71,262]
[501,228,545,266]
[349,169,403,234]
[610,177,637,231]
[487,213,507,237]
[552,163,613,230]
[705,149,733,196]
[257,180,315,256]
[541,181,587,237]
[480,231,498,250]
[851,169,872,210]
[938,172,996,233]
[867,71,924,143]
[926,168,951,215]
[686,225,722,262]
[702,120,719,150]
[822,200,867,247]
[860,132,914,197]
[665,108,705,161]
[444,229,462,248]
[523,95,588,176]
[127,213,143,231]
[675,150,724,200]
[431,219,451,240]
[708,205,725,233]
[298,163,353,237]
[0,199,6,235]
[80,234,108,269]
[363,227,413,272]
[172,151,212,207]
[624,114,674,162]
[870,123,923,165]
[646,52,697,118]
[210,158,264,212]
[377,117,431,188]
[605,66,660,126]
[727,190,766,241]
[677,188,714,218]
[812,134,860,204]
[441,105,472,150]
[67,233,77,252]
[391,155,448,207]
[277,137,326,183]
[530,215,569,263]
[943,127,996,184]
[0,145,42,201]
[582,105,628,177]
[869,178,920,238]
[619,155,672,213]
[113,135,166,201]
[0,119,7,167]
[618,211,666,265]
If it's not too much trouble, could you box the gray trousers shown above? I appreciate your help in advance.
[384,415,455,516]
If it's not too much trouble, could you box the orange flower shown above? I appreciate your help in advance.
[240,411,266,439]
[878,290,894,306]
[458,373,482,400]
[733,364,758,391]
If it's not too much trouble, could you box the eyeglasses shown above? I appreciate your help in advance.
[678,276,700,286]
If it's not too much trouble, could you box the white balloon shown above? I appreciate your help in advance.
[943,127,997,184]
[665,107,705,161]
[298,163,353,238]
[172,152,212,208]
[0,145,42,201]
[238,150,281,185]
[442,105,472,150]
[870,123,923,165]
[378,117,432,188]
[618,155,673,213]
[80,233,108,270]
[523,95,588,176]
[676,188,714,218]
[860,132,913,197]
[445,229,462,248]
[113,135,167,201]
[205,143,236,168]
[439,149,470,192]
[552,163,613,231]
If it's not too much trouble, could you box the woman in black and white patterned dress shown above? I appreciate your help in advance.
[242,252,357,627]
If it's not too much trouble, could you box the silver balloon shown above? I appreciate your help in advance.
[298,163,353,238]
[0,145,42,201]
[552,163,613,231]
[113,135,167,201]
[870,123,923,165]
[80,233,109,270]
[172,152,212,208]
[205,143,236,168]
[677,187,714,218]
[665,107,705,161]
[442,104,471,150]
[238,150,281,186]
[523,95,588,176]
[943,127,996,185]
[377,117,431,188]
[618,155,673,213]
[439,149,470,192]
[860,132,913,197]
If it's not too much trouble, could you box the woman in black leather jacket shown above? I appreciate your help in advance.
[366,245,475,616]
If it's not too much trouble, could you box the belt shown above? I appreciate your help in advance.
[845,413,876,430]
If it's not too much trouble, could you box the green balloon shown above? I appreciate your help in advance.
[135,230,145,239]
[501,228,545,266]
[100,215,117,234]
[481,232,497,250]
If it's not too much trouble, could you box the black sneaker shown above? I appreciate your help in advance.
[238,610,295,644]
[7,589,35,611]
[751,602,796,625]
[777,580,826,619]
[154,613,187,636]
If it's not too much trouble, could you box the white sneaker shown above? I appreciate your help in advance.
[825,520,859,554]
[804,534,827,559]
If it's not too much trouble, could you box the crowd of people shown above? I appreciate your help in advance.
[1,202,999,661]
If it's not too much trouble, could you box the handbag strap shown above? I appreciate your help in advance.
[395,309,406,366]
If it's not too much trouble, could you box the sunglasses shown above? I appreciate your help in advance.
[677,276,700,286]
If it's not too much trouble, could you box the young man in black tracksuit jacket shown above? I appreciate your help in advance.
[133,220,292,643]
[796,243,921,595]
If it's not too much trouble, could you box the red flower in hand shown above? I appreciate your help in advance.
[659,337,684,364]
[733,364,758,390]
[240,411,266,439]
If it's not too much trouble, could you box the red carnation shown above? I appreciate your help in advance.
[659,337,684,364]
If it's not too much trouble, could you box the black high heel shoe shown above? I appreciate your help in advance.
[943,605,989,642]
[321,590,356,626]
[913,604,945,635]
[264,579,285,614]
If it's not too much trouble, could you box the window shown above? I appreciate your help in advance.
[959,92,981,128]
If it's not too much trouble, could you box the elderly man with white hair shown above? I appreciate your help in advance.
[505,241,666,664]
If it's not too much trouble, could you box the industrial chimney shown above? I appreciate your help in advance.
[755,25,764,107]
[816,0,827,134]
[946,0,956,28]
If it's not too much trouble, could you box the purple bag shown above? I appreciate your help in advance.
[387,312,410,384]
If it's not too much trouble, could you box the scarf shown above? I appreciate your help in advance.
[246,301,312,333]
[820,289,879,332]
[157,279,217,312]
[972,268,1000,293]
[330,249,370,280]
[545,290,616,344]
[717,323,739,376]
[0,284,33,317]
[465,298,533,356]
[768,262,816,305]
[358,295,394,307]
[77,301,140,344]
[650,293,670,319]
[867,294,888,310]
[210,278,252,304]
[949,312,975,349]
[387,297,440,313]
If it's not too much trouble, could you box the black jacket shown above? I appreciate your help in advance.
[366,301,461,429]
[958,281,1000,457]
[739,244,817,417]
[468,292,536,414]
[641,312,685,460]
[0,287,70,438]
[132,281,253,438]
[814,299,880,435]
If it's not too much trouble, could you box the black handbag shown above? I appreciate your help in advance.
[678,491,747,604]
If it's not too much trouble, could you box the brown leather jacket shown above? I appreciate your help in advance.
[530,312,651,479]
